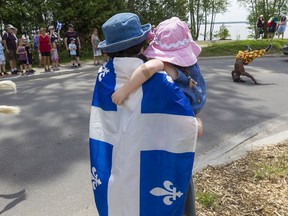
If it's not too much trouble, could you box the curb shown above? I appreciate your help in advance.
[194,114,288,173]
[1,61,99,82]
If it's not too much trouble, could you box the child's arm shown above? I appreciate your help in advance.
[196,117,203,138]
[111,59,164,105]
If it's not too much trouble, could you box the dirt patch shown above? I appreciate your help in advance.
[195,140,288,216]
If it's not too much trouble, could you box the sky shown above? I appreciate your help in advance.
[215,0,250,22]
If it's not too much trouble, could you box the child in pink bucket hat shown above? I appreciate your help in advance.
[112,17,206,117]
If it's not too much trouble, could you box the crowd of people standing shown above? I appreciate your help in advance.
[256,13,287,40]
[0,23,103,77]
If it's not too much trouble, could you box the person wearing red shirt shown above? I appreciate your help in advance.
[38,27,52,72]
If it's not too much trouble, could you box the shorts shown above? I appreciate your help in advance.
[19,60,27,65]
[68,47,79,57]
[278,25,286,33]
[70,55,76,60]
[8,50,17,61]
[27,55,33,65]
[41,52,50,56]
[0,60,6,65]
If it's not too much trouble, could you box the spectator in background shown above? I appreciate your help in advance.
[51,42,59,70]
[64,24,81,66]
[2,24,18,75]
[49,25,59,44]
[16,38,27,75]
[277,15,287,39]
[256,15,265,39]
[91,28,102,65]
[68,38,77,67]
[0,38,7,76]
[267,13,279,40]
[38,27,52,72]
[25,38,35,75]
[33,30,42,67]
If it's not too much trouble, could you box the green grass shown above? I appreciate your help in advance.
[254,155,288,180]
[196,191,218,209]
[199,39,288,57]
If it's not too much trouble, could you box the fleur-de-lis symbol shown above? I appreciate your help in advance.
[150,180,183,205]
[98,66,110,82]
[91,167,102,190]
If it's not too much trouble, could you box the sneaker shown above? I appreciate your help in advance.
[4,72,9,76]
[245,45,252,52]
[29,70,35,74]
[77,63,81,67]
[265,44,273,52]
[11,71,18,75]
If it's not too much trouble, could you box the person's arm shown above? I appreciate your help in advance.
[2,34,8,53]
[48,36,52,50]
[38,36,41,53]
[196,117,203,138]
[77,34,81,49]
[111,59,164,105]
[91,34,95,47]
[64,37,68,50]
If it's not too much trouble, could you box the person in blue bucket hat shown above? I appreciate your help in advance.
[89,13,199,216]
[98,13,151,53]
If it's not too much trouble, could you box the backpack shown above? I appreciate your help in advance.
[173,63,206,115]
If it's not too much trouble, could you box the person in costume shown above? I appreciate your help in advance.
[231,44,272,84]
[90,13,198,216]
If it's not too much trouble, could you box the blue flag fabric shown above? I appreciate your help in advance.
[56,20,62,31]
[90,57,198,216]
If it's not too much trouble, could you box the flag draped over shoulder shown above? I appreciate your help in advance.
[89,57,198,216]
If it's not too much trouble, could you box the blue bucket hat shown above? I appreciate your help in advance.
[98,13,151,53]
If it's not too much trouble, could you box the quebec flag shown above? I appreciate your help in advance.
[90,58,198,216]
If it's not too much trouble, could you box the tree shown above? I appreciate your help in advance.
[237,0,288,38]
[214,24,231,40]
[188,0,228,40]
[134,0,188,26]
[189,0,203,40]
[208,0,228,40]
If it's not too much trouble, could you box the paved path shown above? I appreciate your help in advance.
[1,56,288,216]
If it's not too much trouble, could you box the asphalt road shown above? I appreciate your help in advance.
[1,56,288,216]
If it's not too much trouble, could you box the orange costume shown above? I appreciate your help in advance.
[236,49,267,65]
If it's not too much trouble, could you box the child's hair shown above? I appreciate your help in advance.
[107,41,146,59]
[18,39,25,45]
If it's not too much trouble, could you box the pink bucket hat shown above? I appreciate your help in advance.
[144,17,201,67]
